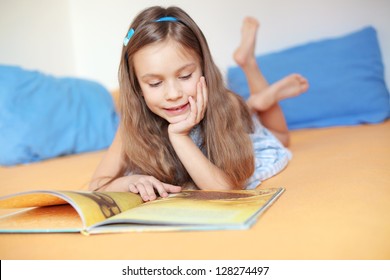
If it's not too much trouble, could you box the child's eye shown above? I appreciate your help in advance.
[149,81,162,88]
[179,73,192,80]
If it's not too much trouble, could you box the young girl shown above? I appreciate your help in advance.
[89,6,308,201]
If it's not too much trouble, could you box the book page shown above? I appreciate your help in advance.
[0,205,82,233]
[0,191,144,231]
[93,189,283,229]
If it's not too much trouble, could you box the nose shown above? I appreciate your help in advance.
[164,81,183,101]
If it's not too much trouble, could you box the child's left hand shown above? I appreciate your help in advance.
[168,76,208,136]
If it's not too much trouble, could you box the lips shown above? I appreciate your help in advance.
[164,103,190,116]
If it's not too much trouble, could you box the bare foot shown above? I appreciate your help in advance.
[233,17,259,68]
[247,74,309,111]
[273,74,309,101]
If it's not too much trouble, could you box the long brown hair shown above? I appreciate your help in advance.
[118,6,254,188]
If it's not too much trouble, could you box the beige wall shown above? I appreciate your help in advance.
[1,0,389,91]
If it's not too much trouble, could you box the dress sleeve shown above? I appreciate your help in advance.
[245,118,292,190]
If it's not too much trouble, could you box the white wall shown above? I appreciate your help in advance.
[1,0,389,91]
[0,0,75,76]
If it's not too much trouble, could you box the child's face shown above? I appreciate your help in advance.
[133,39,203,124]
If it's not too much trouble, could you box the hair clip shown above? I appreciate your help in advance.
[123,28,135,47]
[123,17,178,47]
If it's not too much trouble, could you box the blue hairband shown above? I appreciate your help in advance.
[123,16,179,46]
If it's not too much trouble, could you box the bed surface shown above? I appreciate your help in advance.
[1,120,389,260]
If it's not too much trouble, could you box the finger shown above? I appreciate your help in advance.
[196,80,204,122]
[143,180,157,201]
[135,183,150,201]
[128,183,139,194]
[201,77,208,114]
[163,184,182,193]
[151,180,169,198]
[188,96,197,123]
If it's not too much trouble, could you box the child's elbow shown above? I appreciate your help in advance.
[280,133,290,147]
[283,136,290,147]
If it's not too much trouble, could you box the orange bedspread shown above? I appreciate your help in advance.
[0,121,389,259]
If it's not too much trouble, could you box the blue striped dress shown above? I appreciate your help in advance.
[245,117,291,189]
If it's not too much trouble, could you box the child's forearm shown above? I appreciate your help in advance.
[169,134,235,190]
[90,174,155,192]
[89,175,133,192]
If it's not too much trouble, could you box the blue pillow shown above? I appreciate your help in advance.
[227,26,390,129]
[0,65,118,166]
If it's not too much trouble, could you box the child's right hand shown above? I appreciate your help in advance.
[127,175,182,202]
[168,76,208,136]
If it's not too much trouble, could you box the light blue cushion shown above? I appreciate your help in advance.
[227,26,390,129]
[0,65,118,166]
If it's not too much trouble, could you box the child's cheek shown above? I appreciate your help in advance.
[183,83,198,101]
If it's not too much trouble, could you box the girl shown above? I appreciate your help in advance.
[89,6,308,201]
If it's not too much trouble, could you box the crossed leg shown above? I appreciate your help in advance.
[233,17,309,145]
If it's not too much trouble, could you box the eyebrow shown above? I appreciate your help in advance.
[141,63,197,79]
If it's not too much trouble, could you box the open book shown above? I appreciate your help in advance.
[0,188,284,234]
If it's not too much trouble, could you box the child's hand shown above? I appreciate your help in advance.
[127,175,182,202]
[168,76,208,136]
